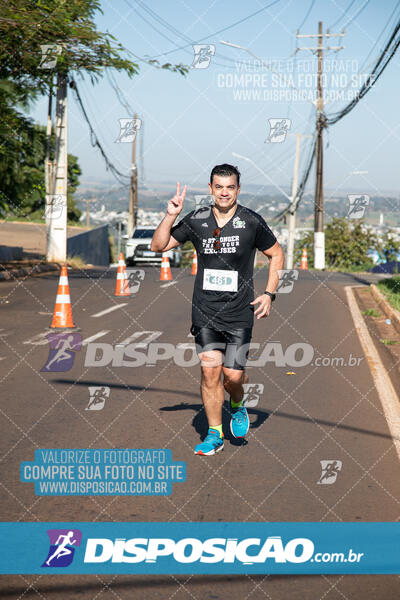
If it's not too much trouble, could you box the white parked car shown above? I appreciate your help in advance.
[125,226,182,267]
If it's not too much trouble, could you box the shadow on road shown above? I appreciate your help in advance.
[52,379,198,400]
[50,380,398,442]
[160,401,270,444]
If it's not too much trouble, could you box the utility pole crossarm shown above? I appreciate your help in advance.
[296,32,345,38]
[297,46,345,51]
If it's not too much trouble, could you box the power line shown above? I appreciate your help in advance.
[272,134,316,223]
[275,16,400,223]
[323,1,400,114]
[70,79,130,186]
[341,0,371,30]
[122,0,260,69]
[329,0,356,29]
[357,0,400,72]
[148,0,281,58]
[326,18,400,125]
[297,0,317,30]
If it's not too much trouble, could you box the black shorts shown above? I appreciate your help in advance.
[190,325,253,371]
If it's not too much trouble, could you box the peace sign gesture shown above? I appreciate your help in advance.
[167,181,187,216]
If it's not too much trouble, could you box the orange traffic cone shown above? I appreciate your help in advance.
[115,252,130,296]
[160,253,172,281]
[300,247,308,270]
[49,265,78,330]
[191,249,198,275]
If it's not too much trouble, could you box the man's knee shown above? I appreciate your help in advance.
[201,360,223,387]
[223,368,244,387]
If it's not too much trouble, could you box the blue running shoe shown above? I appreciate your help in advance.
[230,400,249,438]
[194,428,224,455]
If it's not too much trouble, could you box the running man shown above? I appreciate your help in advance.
[151,164,285,455]
[45,531,77,565]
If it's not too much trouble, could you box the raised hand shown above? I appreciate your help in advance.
[167,182,187,216]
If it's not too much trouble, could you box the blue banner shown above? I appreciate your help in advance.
[0,522,399,574]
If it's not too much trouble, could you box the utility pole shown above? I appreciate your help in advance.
[127,114,138,238]
[296,22,344,269]
[45,80,54,238]
[286,133,301,269]
[47,72,68,263]
[84,198,97,227]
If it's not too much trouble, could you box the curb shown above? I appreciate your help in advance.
[0,263,59,281]
[370,283,400,335]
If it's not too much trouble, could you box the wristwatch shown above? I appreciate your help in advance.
[264,291,276,302]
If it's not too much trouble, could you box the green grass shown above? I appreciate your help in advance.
[377,276,400,312]
[362,308,381,317]
[380,338,400,346]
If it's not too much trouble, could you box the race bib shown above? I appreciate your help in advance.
[203,268,238,292]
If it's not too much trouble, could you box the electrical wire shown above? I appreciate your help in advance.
[326,18,400,125]
[147,0,281,58]
[329,0,357,29]
[342,0,371,30]
[122,0,262,69]
[70,78,130,185]
[297,0,317,30]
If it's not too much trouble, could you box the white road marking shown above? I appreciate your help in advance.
[23,332,49,346]
[346,285,400,461]
[82,331,110,346]
[91,304,128,318]
[116,330,162,348]
[160,281,178,288]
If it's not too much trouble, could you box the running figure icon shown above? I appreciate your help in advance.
[45,531,77,566]
[41,332,82,373]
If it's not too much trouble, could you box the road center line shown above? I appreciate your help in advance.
[82,331,110,345]
[91,304,128,318]
[346,285,400,462]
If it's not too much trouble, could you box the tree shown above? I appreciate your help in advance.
[0,0,187,97]
[295,218,378,270]
[0,1,188,214]
[379,231,400,263]
[0,113,82,221]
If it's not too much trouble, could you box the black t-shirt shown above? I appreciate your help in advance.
[170,203,277,331]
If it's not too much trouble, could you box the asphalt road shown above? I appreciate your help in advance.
[0,265,399,599]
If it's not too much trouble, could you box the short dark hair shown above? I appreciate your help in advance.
[210,163,241,186]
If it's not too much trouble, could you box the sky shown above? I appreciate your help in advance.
[30,0,400,200]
